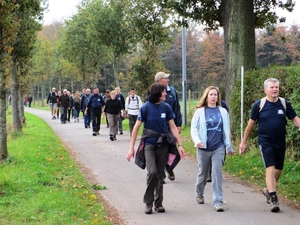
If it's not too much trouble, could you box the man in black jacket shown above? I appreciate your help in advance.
[59,89,70,124]
[47,87,58,120]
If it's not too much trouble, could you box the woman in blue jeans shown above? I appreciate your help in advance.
[127,83,185,215]
[191,86,234,212]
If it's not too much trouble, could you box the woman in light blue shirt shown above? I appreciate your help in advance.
[191,86,234,212]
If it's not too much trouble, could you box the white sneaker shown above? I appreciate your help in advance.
[215,205,224,212]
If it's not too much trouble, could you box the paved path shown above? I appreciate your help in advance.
[26,107,300,225]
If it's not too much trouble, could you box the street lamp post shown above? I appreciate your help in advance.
[182,19,187,127]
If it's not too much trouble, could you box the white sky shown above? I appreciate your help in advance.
[43,0,300,26]
[43,0,82,25]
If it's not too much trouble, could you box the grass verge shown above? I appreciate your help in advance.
[0,111,113,225]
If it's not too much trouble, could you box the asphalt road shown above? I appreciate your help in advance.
[25,107,300,225]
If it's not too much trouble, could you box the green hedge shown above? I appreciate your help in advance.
[230,64,300,160]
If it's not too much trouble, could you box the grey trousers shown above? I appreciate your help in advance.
[195,145,225,207]
[106,113,119,136]
[143,144,169,207]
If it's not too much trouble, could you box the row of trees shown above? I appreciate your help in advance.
[0,0,45,160]
[35,23,300,100]
[0,0,297,161]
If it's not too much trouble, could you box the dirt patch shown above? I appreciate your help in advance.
[62,140,126,225]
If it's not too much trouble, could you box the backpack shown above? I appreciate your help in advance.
[128,96,139,105]
[259,97,286,112]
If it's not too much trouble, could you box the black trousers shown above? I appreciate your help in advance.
[91,108,102,132]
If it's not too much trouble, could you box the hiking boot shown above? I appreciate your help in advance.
[196,197,204,204]
[270,195,280,212]
[110,135,114,141]
[92,132,97,136]
[154,205,165,213]
[166,170,175,181]
[262,188,270,204]
[215,205,224,212]
[145,203,153,214]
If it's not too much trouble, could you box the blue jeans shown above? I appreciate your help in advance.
[84,111,91,126]
[74,108,79,118]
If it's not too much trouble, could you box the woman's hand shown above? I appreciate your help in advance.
[178,146,185,159]
[196,142,204,148]
[126,149,135,161]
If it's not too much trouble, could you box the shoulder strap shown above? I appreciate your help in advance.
[128,96,139,105]
[279,97,286,111]
[143,102,148,122]
[259,97,286,112]
[259,97,266,112]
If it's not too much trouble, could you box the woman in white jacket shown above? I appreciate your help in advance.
[191,86,234,212]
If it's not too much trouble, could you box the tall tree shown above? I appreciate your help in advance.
[257,26,300,67]
[86,0,134,87]
[62,5,111,89]
[123,0,176,97]
[0,0,44,161]
[165,0,295,104]
[10,6,42,131]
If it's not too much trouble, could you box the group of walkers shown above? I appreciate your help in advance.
[126,75,300,215]
[46,88,81,124]
[47,75,300,215]
[46,86,143,140]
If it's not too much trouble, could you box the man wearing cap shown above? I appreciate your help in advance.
[155,71,182,182]
[85,87,105,136]
[47,87,58,120]
[59,89,70,124]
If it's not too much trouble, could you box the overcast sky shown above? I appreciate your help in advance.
[43,0,300,26]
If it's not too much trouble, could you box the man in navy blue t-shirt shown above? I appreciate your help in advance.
[240,78,300,213]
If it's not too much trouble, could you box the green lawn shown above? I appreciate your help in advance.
[0,110,112,224]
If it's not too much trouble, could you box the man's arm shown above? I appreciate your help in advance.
[239,119,256,153]
[292,116,300,130]
[46,93,50,104]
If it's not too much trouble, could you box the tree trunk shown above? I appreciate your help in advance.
[113,53,120,87]
[0,48,8,161]
[41,76,45,107]
[11,65,22,131]
[19,85,25,124]
[221,0,256,105]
